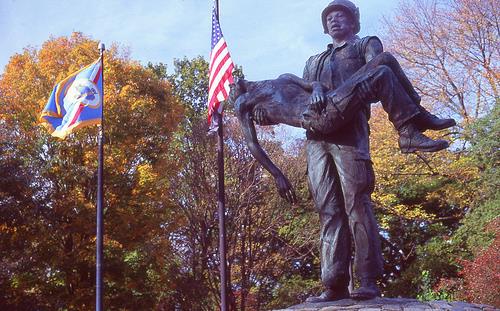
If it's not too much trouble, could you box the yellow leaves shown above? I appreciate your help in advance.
[118,84,133,99]
[446,155,480,181]
[373,192,434,221]
[82,147,97,167]
[0,223,17,234]
[104,237,124,249]
[373,192,399,207]
[368,105,481,224]
[137,163,157,188]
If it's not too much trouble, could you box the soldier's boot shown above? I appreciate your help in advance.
[405,90,456,132]
[305,286,350,303]
[350,278,381,300]
[398,122,449,153]
[413,109,456,132]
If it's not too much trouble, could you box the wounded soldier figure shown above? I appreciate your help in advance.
[230,51,455,155]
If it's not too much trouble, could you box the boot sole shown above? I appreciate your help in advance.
[350,292,379,300]
[305,292,350,303]
[305,296,349,303]
[400,141,449,154]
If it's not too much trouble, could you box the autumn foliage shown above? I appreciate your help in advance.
[459,220,500,306]
[0,33,184,310]
[1,0,499,308]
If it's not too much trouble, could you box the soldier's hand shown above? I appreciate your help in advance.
[275,173,297,204]
[310,88,326,112]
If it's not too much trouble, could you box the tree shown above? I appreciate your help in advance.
[379,0,499,300]
[368,106,466,297]
[0,32,183,310]
[164,56,319,310]
[465,101,500,201]
[459,219,500,306]
[1,43,319,310]
[382,0,499,130]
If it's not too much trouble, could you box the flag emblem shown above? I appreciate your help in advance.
[65,79,101,109]
[40,59,103,139]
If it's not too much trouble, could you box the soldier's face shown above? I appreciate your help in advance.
[326,9,355,41]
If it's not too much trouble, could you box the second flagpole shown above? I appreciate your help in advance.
[96,42,105,311]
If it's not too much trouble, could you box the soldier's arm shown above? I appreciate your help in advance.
[279,73,327,111]
[364,36,384,63]
[278,73,326,93]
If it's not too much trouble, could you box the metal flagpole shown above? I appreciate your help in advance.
[214,1,229,310]
[96,42,105,311]
[217,112,228,311]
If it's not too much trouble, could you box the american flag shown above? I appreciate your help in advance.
[207,2,234,128]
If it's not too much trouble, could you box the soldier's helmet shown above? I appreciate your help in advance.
[321,0,360,34]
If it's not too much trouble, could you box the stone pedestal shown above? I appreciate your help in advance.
[273,297,497,311]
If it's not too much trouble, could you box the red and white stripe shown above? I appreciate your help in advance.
[207,37,234,125]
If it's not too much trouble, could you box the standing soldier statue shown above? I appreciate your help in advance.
[230,0,455,302]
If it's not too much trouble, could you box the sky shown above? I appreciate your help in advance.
[0,0,401,80]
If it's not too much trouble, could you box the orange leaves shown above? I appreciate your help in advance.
[459,220,500,306]
[1,50,42,121]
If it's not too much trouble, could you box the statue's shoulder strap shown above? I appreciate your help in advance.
[304,48,331,81]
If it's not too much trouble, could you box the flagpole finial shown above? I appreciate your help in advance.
[98,42,105,52]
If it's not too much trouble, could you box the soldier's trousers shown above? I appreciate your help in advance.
[303,52,421,134]
[306,143,383,289]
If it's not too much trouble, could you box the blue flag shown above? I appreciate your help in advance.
[40,59,103,139]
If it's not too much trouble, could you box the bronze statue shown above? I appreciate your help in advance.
[231,0,455,302]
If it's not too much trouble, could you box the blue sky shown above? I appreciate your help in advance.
[0,0,400,80]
